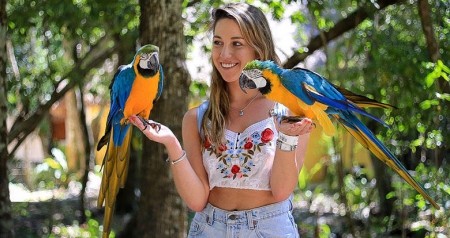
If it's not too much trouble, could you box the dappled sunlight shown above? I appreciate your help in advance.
[10,172,101,203]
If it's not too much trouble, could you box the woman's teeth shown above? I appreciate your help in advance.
[222,63,237,68]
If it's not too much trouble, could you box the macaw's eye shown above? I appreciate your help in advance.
[140,53,149,60]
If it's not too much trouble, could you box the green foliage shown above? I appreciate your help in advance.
[34,148,70,190]
[6,0,139,115]
[424,60,450,88]
[388,162,450,236]
[321,0,449,170]
[47,210,110,237]
[189,80,209,106]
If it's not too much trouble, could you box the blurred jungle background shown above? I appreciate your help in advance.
[0,0,449,237]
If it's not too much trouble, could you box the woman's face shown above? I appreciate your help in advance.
[212,18,258,83]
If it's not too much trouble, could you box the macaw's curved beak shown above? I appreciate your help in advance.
[239,73,257,94]
[149,52,159,72]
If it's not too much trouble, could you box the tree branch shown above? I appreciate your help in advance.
[283,0,404,68]
[7,39,120,150]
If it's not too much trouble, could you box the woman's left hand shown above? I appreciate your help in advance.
[278,117,314,136]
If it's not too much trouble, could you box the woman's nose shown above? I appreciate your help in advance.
[221,46,232,58]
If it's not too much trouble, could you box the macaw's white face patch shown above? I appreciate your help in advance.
[139,52,158,69]
[243,69,267,88]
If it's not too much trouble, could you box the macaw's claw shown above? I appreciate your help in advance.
[149,122,161,132]
[137,116,161,133]
[280,115,306,123]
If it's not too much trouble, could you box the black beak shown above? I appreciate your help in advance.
[239,73,257,94]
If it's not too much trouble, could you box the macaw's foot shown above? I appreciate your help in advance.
[137,116,162,133]
[280,115,305,123]
[121,118,130,124]
[278,115,316,128]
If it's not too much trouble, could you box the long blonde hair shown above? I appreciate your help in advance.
[200,3,281,151]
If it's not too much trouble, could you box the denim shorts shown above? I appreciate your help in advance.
[188,196,299,238]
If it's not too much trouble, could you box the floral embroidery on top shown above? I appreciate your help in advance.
[204,127,274,180]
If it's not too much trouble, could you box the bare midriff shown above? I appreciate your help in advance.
[208,187,278,211]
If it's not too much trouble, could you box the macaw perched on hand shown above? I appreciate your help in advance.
[239,60,440,210]
[96,44,164,237]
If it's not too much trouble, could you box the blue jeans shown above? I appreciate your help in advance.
[188,196,299,238]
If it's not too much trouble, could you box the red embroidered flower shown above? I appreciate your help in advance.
[231,165,240,174]
[261,128,274,143]
[204,136,211,149]
[244,141,253,150]
[218,143,227,152]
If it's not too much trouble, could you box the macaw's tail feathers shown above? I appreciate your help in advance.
[101,190,116,238]
[334,85,397,109]
[334,112,440,210]
[97,126,133,237]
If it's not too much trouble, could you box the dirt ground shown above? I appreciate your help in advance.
[10,178,430,237]
[11,181,346,237]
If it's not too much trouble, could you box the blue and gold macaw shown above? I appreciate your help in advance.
[239,60,440,209]
[96,44,164,237]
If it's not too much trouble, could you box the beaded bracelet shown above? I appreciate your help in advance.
[166,150,186,165]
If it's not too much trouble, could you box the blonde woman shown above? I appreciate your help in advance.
[129,3,313,237]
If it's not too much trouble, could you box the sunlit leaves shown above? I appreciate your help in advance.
[6,0,139,114]
[424,60,450,88]
[420,99,439,109]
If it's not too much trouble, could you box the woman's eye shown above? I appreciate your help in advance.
[213,40,222,45]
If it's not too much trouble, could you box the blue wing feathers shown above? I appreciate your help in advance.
[156,65,164,101]
[102,64,136,147]
[279,65,389,128]
[305,88,391,128]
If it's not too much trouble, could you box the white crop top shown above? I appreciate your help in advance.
[198,102,286,191]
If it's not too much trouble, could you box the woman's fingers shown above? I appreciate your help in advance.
[280,118,314,136]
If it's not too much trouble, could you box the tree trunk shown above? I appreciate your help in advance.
[134,0,190,237]
[418,0,450,95]
[0,0,14,236]
[367,119,394,217]
[65,89,86,172]
[77,83,95,224]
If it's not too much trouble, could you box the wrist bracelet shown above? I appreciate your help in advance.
[276,132,299,152]
[278,132,299,145]
[166,150,186,165]
[276,139,297,152]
